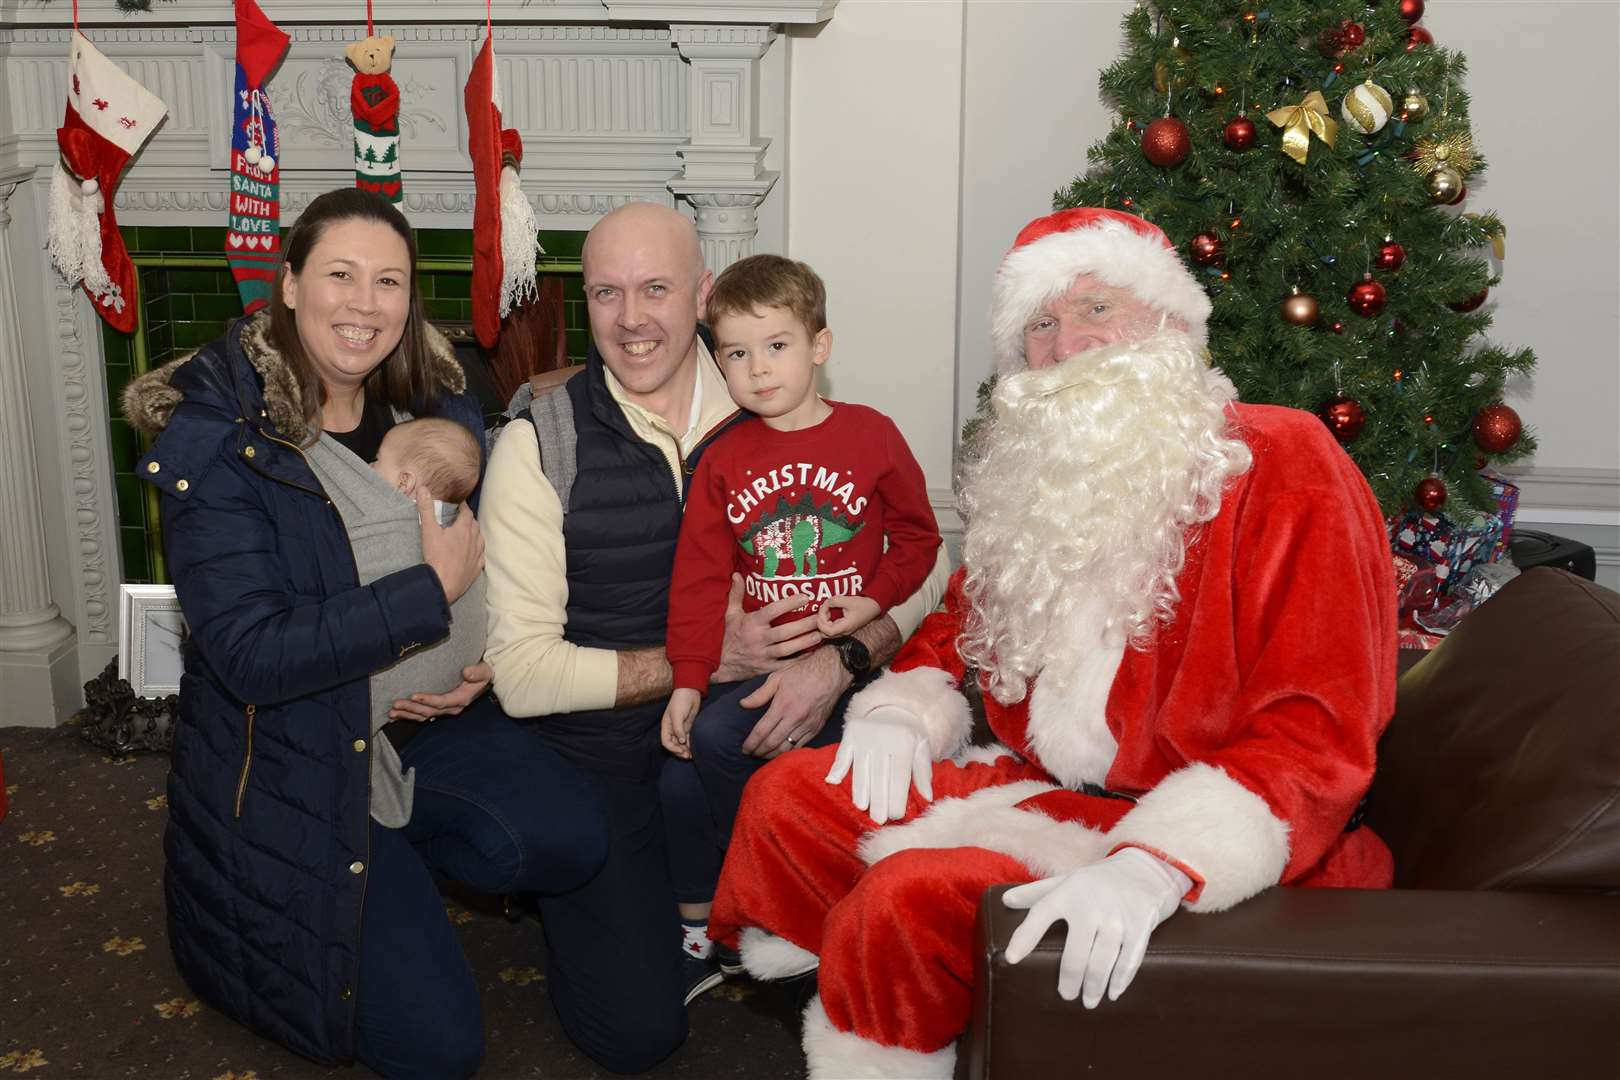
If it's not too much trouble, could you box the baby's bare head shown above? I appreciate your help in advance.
[373,418,480,504]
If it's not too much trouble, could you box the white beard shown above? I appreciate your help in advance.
[957,330,1252,706]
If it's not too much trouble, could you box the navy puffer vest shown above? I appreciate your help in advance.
[528,337,742,780]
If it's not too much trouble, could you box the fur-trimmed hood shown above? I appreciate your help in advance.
[122,310,466,442]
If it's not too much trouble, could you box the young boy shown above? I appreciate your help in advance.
[658,254,941,1002]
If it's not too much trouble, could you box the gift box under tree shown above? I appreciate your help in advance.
[1389,476,1518,595]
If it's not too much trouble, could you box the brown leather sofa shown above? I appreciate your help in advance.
[962,567,1620,1079]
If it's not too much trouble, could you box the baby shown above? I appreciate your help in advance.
[372,417,481,525]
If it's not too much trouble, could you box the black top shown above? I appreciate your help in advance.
[325,392,395,462]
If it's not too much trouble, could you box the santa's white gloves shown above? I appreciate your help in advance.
[1002,847,1192,1008]
[824,705,934,825]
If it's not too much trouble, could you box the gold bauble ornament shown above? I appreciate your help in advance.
[1281,287,1321,327]
[1152,43,1195,94]
[1341,79,1395,135]
[1401,89,1428,123]
[1426,165,1464,203]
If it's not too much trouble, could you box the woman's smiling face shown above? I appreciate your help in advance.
[279,216,412,395]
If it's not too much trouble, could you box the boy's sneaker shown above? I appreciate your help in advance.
[715,942,745,977]
[682,951,725,1006]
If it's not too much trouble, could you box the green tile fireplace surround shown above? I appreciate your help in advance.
[105,226,584,584]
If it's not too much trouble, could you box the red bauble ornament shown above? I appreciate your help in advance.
[1415,475,1448,512]
[1142,117,1191,167]
[1315,395,1367,444]
[1316,27,1345,57]
[1406,26,1434,50]
[1348,274,1387,317]
[1449,287,1489,312]
[1471,403,1523,454]
[1398,0,1425,24]
[1374,239,1406,272]
[1339,20,1366,49]
[1223,114,1257,151]
[1189,231,1224,265]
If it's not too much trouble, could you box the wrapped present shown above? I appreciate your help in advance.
[1483,473,1520,564]
[1389,505,1508,595]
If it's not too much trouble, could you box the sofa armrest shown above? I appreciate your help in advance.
[964,885,1619,1080]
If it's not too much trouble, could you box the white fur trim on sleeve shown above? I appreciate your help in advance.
[802,994,956,1079]
[950,742,1020,768]
[992,219,1212,372]
[858,780,1112,880]
[738,927,819,980]
[1105,762,1291,913]
[845,666,973,760]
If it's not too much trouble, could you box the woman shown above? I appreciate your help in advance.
[124,188,607,1078]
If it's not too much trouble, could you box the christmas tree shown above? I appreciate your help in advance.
[1031,1,1533,518]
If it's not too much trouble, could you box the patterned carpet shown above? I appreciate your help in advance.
[0,725,807,1079]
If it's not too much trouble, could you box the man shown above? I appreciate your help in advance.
[478,202,948,1071]
[707,207,1398,1078]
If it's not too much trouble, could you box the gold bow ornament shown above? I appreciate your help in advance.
[1266,90,1338,165]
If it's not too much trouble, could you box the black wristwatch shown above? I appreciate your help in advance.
[826,635,872,680]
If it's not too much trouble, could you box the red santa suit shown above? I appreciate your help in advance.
[708,209,1398,1078]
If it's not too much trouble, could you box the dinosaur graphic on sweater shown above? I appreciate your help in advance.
[739,493,865,579]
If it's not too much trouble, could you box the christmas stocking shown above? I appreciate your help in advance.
[347,35,402,203]
[48,32,167,333]
[226,0,290,314]
[464,32,541,349]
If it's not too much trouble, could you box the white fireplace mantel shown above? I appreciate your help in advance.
[0,0,831,723]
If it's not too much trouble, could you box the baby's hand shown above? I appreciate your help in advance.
[662,688,701,759]
[816,596,880,637]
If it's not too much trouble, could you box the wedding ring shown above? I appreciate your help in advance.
[784,733,798,746]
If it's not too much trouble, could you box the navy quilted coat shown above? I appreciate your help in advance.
[125,313,483,1064]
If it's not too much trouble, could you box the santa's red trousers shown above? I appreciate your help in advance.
[708,745,1135,1054]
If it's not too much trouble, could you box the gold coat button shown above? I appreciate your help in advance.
[352,738,366,752]
[349,860,365,875]
[176,479,190,492]
[244,446,256,459]
[340,987,352,1001]
[146,461,160,474]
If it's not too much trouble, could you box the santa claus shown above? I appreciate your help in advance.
[707,207,1399,1078]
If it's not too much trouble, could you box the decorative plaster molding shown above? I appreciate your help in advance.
[52,281,114,647]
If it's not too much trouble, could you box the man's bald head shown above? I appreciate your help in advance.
[581,202,713,422]
[583,203,704,282]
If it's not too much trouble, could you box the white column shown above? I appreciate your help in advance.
[668,24,780,272]
[0,179,80,725]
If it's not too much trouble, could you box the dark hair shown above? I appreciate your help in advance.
[268,187,438,444]
[706,254,828,337]
[386,418,481,505]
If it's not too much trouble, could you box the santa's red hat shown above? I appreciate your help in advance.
[465,33,541,349]
[990,208,1211,372]
[48,32,167,333]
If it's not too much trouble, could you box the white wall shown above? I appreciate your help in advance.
[783,0,966,500]
[785,0,1618,584]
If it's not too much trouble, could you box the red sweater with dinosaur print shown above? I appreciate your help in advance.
[667,402,941,693]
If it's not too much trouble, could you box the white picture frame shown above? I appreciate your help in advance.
[119,584,187,698]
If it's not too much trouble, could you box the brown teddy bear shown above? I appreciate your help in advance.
[346,34,402,202]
